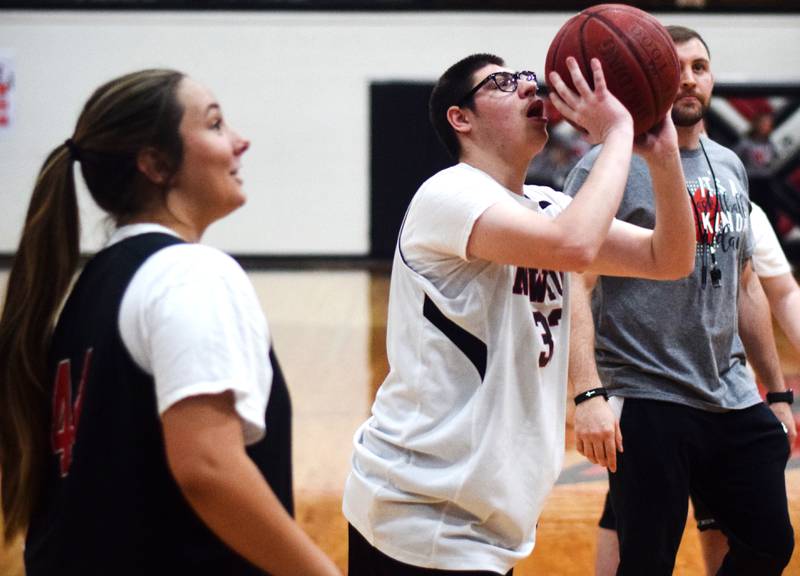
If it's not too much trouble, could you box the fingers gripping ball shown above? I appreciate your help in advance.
[545,3,680,135]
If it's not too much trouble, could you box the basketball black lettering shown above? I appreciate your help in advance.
[545,3,680,135]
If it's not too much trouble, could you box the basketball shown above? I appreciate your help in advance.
[545,3,680,135]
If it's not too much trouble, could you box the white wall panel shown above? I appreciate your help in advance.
[1,10,798,254]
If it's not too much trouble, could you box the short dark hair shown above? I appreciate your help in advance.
[666,25,711,59]
[429,53,504,159]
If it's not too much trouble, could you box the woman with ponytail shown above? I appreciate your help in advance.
[0,70,340,576]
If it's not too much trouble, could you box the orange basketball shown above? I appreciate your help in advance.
[545,3,680,135]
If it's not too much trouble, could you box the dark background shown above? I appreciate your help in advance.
[369,82,800,260]
[1,0,798,12]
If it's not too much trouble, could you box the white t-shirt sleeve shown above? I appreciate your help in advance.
[119,244,271,445]
[401,165,515,262]
[750,202,792,278]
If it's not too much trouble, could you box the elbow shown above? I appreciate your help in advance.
[679,252,697,278]
[167,450,226,505]
[669,252,696,280]
[566,243,600,273]
[550,225,604,272]
[675,247,697,279]
[674,232,698,278]
[652,251,696,281]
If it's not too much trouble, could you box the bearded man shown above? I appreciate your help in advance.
[564,25,796,576]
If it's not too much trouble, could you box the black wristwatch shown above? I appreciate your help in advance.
[766,389,794,405]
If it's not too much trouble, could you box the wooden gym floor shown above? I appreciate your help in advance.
[0,268,798,575]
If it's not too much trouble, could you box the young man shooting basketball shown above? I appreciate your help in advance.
[342,52,694,575]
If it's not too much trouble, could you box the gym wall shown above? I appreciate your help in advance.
[0,10,798,258]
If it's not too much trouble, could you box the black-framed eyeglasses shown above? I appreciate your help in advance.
[458,70,538,106]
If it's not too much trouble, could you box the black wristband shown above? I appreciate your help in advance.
[574,387,608,406]
[766,389,794,405]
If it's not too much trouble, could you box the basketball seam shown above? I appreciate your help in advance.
[588,12,660,119]
[546,19,578,87]
[577,17,594,91]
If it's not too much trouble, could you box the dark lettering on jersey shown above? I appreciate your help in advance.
[52,348,93,478]
[533,308,563,367]
[512,267,564,304]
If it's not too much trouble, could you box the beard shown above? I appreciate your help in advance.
[671,96,709,127]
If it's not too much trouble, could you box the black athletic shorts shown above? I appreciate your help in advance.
[598,489,720,532]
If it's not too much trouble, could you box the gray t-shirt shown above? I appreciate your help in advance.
[563,136,761,411]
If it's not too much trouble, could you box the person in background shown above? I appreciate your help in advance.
[751,201,800,353]
[566,25,795,576]
[735,111,778,180]
[0,68,340,576]
[735,111,780,229]
[593,200,800,576]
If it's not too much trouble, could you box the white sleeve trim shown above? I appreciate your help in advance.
[402,165,515,263]
[159,379,266,445]
[750,203,792,278]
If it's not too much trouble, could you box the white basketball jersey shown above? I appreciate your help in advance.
[343,163,571,573]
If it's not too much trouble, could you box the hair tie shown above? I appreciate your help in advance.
[64,138,82,162]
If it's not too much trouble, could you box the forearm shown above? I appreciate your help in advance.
[583,151,695,280]
[179,452,340,576]
[569,273,623,470]
[559,128,633,259]
[775,291,800,354]
[549,55,633,246]
[762,274,800,354]
[645,151,696,277]
[163,394,340,576]
[569,273,603,395]
[739,266,786,393]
